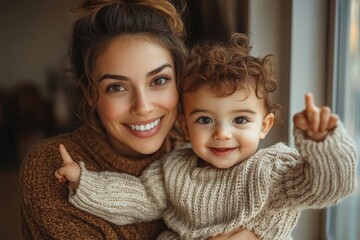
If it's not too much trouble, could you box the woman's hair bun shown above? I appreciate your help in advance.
[73,0,186,38]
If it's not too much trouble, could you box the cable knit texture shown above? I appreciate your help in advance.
[19,123,185,239]
[70,122,358,240]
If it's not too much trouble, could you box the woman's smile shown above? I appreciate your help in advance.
[125,117,162,138]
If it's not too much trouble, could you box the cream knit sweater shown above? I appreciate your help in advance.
[69,123,358,240]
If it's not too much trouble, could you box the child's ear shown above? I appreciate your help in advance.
[260,113,274,139]
[178,114,190,141]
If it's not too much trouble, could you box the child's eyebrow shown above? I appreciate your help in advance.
[232,109,257,115]
[189,108,257,116]
[189,108,209,116]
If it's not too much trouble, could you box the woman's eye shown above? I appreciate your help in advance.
[233,117,248,124]
[152,76,169,86]
[106,84,126,93]
[196,116,213,124]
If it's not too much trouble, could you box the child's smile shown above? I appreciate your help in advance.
[208,147,238,157]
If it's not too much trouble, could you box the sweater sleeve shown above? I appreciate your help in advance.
[271,122,358,209]
[20,141,121,239]
[69,160,167,225]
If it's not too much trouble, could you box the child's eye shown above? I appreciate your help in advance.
[152,76,169,86]
[196,116,213,124]
[233,117,248,124]
[106,83,126,93]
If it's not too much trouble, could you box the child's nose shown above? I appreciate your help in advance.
[213,124,232,140]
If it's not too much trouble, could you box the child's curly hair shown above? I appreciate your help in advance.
[181,33,280,117]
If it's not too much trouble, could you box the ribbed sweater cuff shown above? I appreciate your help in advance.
[293,122,356,164]
[69,161,102,204]
[293,122,358,205]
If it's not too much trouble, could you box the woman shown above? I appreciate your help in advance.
[20,0,258,239]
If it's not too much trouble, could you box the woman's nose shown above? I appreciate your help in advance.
[213,124,232,140]
[130,90,154,115]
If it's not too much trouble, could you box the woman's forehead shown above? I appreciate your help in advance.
[93,35,174,80]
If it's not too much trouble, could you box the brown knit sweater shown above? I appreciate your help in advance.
[19,124,184,240]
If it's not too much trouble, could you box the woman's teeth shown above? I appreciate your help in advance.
[128,118,160,131]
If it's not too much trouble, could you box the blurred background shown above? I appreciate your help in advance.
[0,0,359,239]
[0,0,77,170]
[0,1,77,239]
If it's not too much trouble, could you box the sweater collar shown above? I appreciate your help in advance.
[73,124,167,176]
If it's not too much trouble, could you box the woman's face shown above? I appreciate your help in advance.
[93,35,179,157]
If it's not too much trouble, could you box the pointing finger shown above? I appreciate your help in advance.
[59,144,74,165]
[305,93,317,113]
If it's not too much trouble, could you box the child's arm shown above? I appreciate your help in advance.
[269,93,357,209]
[55,144,81,190]
[54,145,167,225]
[293,93,338,141]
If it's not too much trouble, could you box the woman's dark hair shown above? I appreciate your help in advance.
[69,0,188,131]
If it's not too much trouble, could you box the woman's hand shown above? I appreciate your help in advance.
[54,144,81,190]
[208,228,259,240]
[293,93,338,142]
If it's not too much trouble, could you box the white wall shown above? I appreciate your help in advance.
[248,0,328,239]
[248,0,292,149]
[289,0,328,144]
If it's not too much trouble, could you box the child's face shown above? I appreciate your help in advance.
[182,85,274,169]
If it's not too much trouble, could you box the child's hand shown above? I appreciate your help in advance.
[209,227,259,240]
[54,144,81,190]
[293,93,338,142]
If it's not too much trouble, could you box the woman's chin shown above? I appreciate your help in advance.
[134,142,163,156]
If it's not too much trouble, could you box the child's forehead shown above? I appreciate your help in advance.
[182,85,267,116]
[183,73,259,96]
[184,84,262,105]
[193,83,253,98]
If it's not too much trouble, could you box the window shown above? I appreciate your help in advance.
[326,0,360,239]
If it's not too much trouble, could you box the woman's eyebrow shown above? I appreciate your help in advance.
[98,74,129,82]
[146,63,172,77]
[98,63,172,82]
